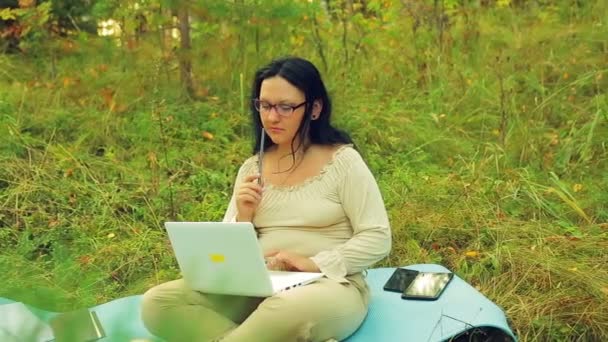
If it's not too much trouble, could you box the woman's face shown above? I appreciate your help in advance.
[258,76,307,147]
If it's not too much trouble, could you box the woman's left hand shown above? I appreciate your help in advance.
[264,250,321,273]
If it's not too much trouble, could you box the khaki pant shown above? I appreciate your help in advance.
[141,274,369,342]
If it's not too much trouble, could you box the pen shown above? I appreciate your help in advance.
[258,128,265,187]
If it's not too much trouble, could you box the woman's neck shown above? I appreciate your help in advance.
[269,139,311,172]
[273,137,310,157]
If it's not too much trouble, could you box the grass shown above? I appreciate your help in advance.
[1,1,607,340]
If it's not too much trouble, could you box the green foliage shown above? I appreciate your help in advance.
[1,0,607,340]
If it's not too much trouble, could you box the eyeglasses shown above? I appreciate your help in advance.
[253,99,307,117]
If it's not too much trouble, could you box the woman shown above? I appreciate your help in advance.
[141,57,391,342]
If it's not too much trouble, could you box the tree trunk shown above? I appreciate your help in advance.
[176,4,194,98]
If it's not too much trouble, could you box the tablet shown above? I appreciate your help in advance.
[401,272,454,300]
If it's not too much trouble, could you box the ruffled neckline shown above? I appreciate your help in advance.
[255,144,353,192]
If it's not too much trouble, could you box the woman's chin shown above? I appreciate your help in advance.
[268,136,290,146]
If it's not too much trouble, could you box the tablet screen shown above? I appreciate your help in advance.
[403,272,453,299]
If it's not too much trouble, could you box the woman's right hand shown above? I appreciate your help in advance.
[235,174,263,222]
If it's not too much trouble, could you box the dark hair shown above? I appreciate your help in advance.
[250,56,355,157]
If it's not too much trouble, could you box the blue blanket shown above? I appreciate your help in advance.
[0,264,515,341]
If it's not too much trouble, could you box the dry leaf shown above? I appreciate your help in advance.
[196,87,210,98]
[64,168,74,177]
[202,131,214,140]
[78,255,91,265]
[63,77,77,88]
[465,251,480,258]
[18,0,35,8]
[100,88,115,108]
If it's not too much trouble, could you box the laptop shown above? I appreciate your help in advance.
[165,222,324,297]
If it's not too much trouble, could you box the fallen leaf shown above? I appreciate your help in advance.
[431,243,440,251]
[64,168,74,177]
[18,0,35,8]
[100,88,115,108]
[196,87,209,98]
[465,251,480,258]
[78,255,91,266]
[202,131,214,140]
[107,233,116,239]
[63,77,78,88]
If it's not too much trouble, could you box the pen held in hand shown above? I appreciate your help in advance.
[258,128,265,187]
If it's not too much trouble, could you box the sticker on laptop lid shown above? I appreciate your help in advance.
[209,254,225,263]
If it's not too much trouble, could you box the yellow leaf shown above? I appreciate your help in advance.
[202,131,214,140]
[63,77,75,88]
[573,184,583,192]
[107,233,116,239]
[465,251,480,258]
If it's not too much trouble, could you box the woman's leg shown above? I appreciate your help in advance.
[141,279,262,341]
[221,277,368,342]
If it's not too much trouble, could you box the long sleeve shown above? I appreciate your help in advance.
[222,157,256,222]
[310,150,392,282]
